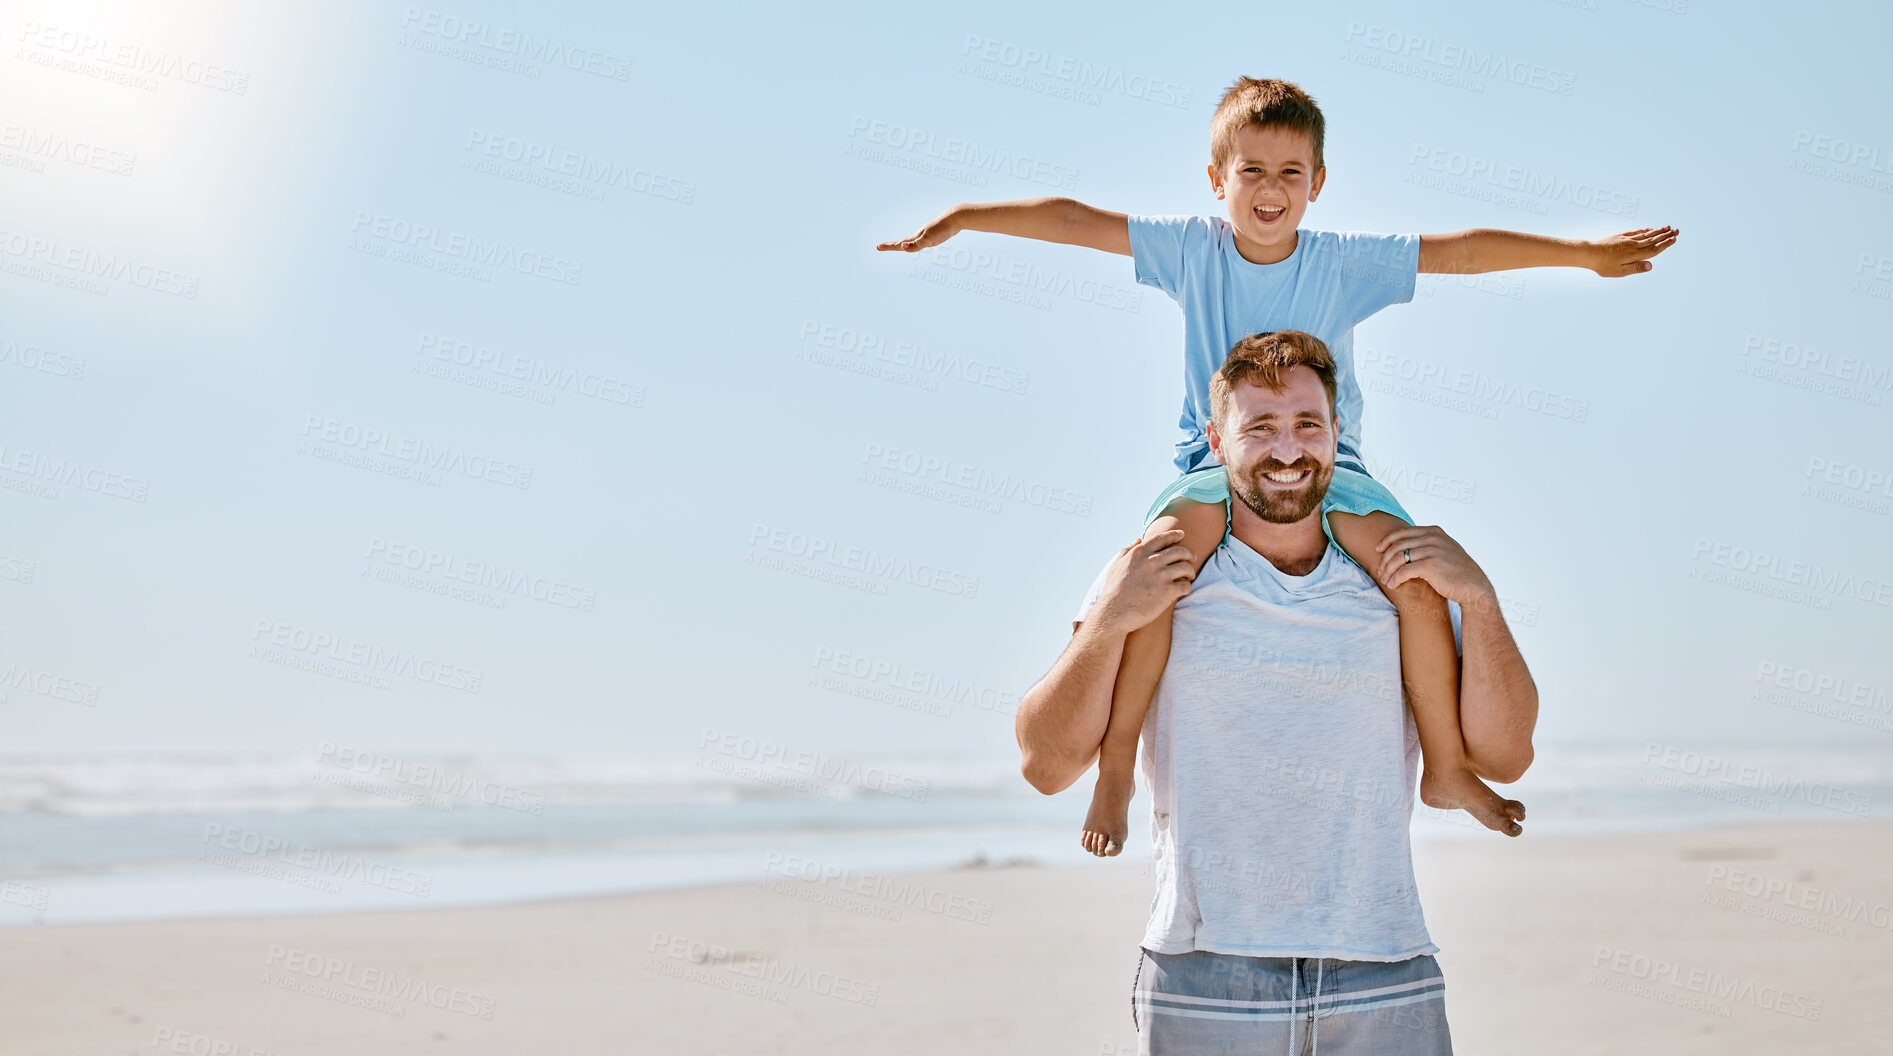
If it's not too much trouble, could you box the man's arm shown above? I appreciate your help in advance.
[1375,525,1537,784]
[877,197,1131,256]
[1454,592,1538,783]
[1016,531,1193,794]
[1418,225,1677,278]
[1015,616,1128,795]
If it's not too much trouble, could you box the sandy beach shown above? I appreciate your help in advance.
[4,819,1888,1055]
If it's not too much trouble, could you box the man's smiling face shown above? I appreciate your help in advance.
[1208,364,1336,524]
[1208,123,1325,257]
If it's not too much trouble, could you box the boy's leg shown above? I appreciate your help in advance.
[1328,510,1525,837]
[1082,497,1226,857]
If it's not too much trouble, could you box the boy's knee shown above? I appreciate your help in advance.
[1155,497,1225,526]
[1150,499,1227,566]
[1143,512,1186,541]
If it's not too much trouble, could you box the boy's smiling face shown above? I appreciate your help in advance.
[1207,123,1326,264]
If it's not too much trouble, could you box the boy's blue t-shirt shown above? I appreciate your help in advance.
[1127,214,1420,474]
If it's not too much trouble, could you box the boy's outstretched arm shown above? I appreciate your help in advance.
[877,197,1131,256]
[1419,225,1678,278]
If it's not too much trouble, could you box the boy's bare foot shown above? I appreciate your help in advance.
[1420,766,1526,837]
[1081,771,1134,857]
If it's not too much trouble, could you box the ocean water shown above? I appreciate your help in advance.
[0,741,1887,926]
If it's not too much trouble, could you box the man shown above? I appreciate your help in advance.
[1014,331,1538,1054]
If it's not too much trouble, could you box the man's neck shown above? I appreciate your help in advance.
[1227,498,1328,577]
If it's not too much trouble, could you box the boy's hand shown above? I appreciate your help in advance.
[1587,225,1678,277]
[876,207,963,252]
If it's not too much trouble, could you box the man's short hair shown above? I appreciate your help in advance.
[1209,331,1339,429]
[1210,77,1326,176]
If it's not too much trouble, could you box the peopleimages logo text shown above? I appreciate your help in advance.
[398,8,631,80]
[847,116,1078,190]
[350,212,583,286]
[300,415,533,489]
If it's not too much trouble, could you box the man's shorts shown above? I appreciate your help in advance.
[1132,947,1452,1055]
[1142,453,1413,554]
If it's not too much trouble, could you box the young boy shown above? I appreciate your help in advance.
[876,77,1676,855]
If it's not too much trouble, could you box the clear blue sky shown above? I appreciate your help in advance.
[2,0,1889,770]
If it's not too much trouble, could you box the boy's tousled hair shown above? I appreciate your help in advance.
[1209,77,1325,175]
[1210,331,1337,427]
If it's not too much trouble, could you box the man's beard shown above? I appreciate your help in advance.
[1228,456,1333,524]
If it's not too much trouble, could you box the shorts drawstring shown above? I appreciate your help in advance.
[1131,948,1144,1032]
[1312,957,1324,1055]
[1287,957,1326,1055]
[1286,957,1299,1056]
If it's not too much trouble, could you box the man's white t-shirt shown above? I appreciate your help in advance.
[1077,533,1449,960]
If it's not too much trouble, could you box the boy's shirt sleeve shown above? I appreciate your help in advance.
[1326,230,1421,324]
[1126,214,1204,299]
